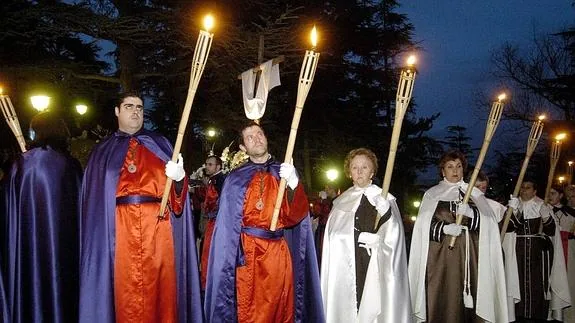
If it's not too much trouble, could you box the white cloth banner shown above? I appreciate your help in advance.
[241,59,281,120]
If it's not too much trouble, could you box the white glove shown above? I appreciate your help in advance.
[319,191,328,200]
[457,203,474,218]
[508,196,520,210]
[358,232,380,256]
[364,186,391,215]
[165,153,185,182]
[280,162,299,189]
[443,223,463,236]
[540,203,553,220]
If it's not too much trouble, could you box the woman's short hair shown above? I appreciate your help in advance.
[438,150,468,175]
[343,148,378,178]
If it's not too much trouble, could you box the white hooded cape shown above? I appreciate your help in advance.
[503,196,571,321]
[408,180,508,323]
[320,184,412,323]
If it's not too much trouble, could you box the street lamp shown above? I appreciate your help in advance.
[75,104,88,115]
[558,176,566,185]
[30,95,50,112]
[206,128,217,138]
[326,168,339,182]
[413,200,421,208]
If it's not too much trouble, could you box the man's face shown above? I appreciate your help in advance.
[115,96,144,134]
[475,180,488,194]
[548,188,563,206]
[565,187,575,207]
[240,125,268,159]
[204,157,221,176]
[520,182,537,201]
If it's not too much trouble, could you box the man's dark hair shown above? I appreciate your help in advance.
[28,112,71,154]
[237,121,264,146]
[522,177,539,191]
[116,91,142,108]
[206,155,222,167]
[551,184,564,195]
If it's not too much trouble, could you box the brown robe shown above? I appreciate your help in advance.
[426,200,482,323]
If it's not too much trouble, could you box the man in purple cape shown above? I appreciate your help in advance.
[79,93,202,322]
[1,112,82,322]
[204,122,324,323]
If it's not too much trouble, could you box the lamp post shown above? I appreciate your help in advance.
[30,95,50,112]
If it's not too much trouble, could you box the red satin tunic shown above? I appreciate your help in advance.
[200,182,219,289]
[236,171,309,323]
[114,138,187,323]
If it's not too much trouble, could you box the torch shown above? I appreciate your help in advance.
[500,115,545,240]
[0,88,27,152]
[449,93,506,249]
[568,161,573,185]
[376,55,417,229]
[544,133,566,203]
[270,26,320,231]
[158,14,215,219]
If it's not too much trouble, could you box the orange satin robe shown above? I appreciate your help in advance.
[114,138,187,323]
[236,171,309,323]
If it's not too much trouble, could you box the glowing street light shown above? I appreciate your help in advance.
[558,176,566,185]
[413,200,421,208]
[30,95,50,112]
[75,104,88,115]
[326,169,339,182]
[206,128,217,138]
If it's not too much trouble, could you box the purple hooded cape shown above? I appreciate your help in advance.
[204,158,325,323]
[79,129,202,323]
[0,266,8,323]
[1,147,82,322]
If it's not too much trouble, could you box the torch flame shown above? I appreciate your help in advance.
[538,114,546,121]
[497,93,506,101]
[406,55,416,66]
[310,26,318,48]
[556,133,567,141]
[203,14,215,32]
[0,87,3,95]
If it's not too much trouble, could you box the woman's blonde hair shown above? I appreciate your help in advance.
[343,148,378,178]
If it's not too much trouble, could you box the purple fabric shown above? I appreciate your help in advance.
[79,129,202,323]
[1,147,82,322]
[0,266,8,323]
[204,158,325,323]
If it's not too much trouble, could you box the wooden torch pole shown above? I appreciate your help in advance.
[377,55,417,229]
[158,15,214,219]
[269,26,320,231]
[448,93,506,249]
[500,115,544,240]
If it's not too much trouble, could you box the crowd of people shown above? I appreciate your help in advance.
[1,92,575,323]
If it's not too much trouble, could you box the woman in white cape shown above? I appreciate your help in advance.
[408,151,508,323]
[321,148,411,323]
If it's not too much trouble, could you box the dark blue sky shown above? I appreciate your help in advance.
[401,1,574,149]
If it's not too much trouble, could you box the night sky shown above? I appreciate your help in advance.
[401,1,574,153]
